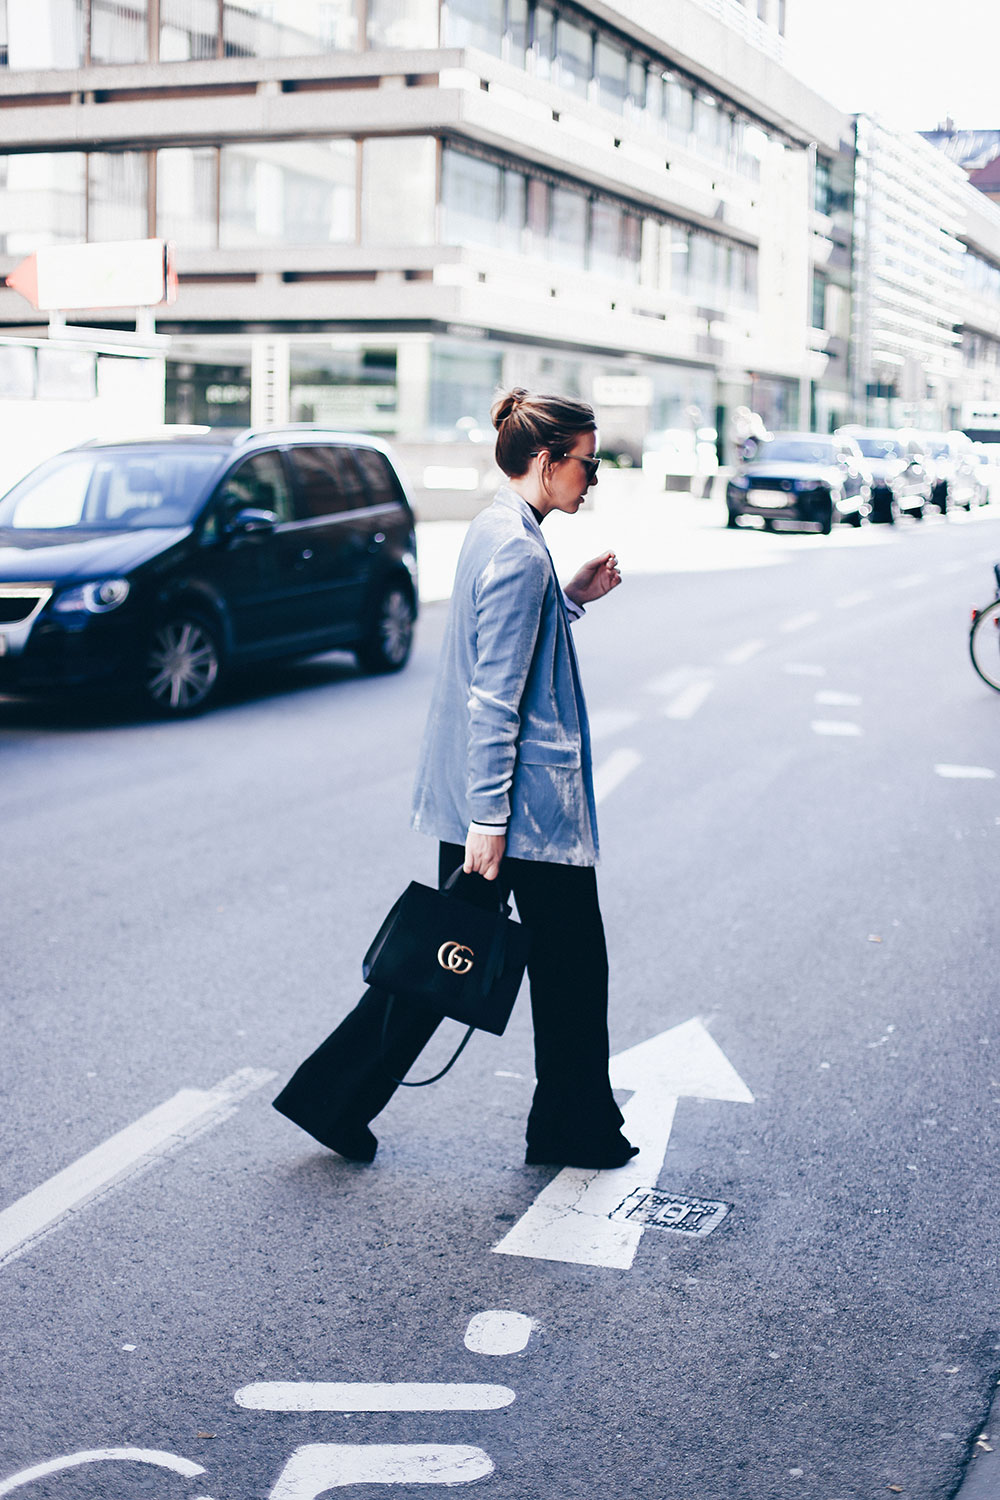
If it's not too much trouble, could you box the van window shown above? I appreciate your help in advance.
[216,451,293,523]
[353,446,404,506]
[287,445,367,519]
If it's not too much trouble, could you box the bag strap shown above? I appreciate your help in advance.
[379,993,476,1088]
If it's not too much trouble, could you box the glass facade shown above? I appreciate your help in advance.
[0,152,86,255]
[222,0,357,58]
[219,141,356,247]
[157,147,218,249]
[88,151,148,240]
[91,0,148,64]
[289,344,398,431]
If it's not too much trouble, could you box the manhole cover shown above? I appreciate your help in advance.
[609,1188,731,1237]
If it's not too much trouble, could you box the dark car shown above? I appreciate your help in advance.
[726,431,872,533]
[834,427,930,523]
[0,426,419,716]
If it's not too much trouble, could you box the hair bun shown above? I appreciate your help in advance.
[491,387,529,431]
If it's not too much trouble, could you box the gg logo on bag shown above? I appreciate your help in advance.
[437,941,474,975]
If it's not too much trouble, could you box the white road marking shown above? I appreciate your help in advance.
[0,1068,275,1270]
[722,639,765,665]
[0,1450,205,1497]
[643,665,700,696]
[815,691,862,707]
[663,680,715,719]
[236,1384,514,1413]
[593,748,642,804]
[493,1018,753,1270]
[811,720,863,737]
[779,611,820,633]
[588,708,641,741]
[893,574,927,590]
[268,1445,493,1499]
[835,590,874,608]
[784,663,826,677]
[464,1311,535,1356]
[934,764,996,780]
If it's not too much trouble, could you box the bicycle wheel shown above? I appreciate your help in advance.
[970,599,1000,692]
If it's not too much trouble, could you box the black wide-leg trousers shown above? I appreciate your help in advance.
[273,843,625,1153]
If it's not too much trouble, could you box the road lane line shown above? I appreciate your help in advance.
[722,639,765,665]
[268,1446,493,1499]
[0,1450,206,1498]
[0,1068,275,1269]
[779,611,820,633]
[235,1384,515,1413]
[588,708,641,741]
[815,690,862,707]
[593,748,642,804]
[464,1311,534,1355]
[935,764,996,779]
[836,590,874,608]
[893,574,927,589]
[812,721,863,737]
[663,680,714,719]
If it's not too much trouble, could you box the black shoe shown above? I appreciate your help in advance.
[320,1121,378,1163]
[524,1139,639,1170]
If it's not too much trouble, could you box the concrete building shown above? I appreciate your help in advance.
[0,0,851,505]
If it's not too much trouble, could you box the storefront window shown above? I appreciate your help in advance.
[222,0,356,57]
[91,0,148,63]
[289,344,397,432]
[441,0,503,55]
[166,354,252,425]
[220,140,356,247]
[429,340,503,440]
[88,151,148,240]
[0,152,86,254]
[554,13,591,100]
[157,147,218,249]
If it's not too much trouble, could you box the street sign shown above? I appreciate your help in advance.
[493,1018,754,1269]
[5,240,177,312]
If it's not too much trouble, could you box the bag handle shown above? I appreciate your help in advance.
[380,993,476,1087]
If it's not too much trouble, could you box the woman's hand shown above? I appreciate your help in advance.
[464,831,506,881]
[564,551,622,607]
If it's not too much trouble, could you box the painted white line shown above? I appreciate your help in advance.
[593,748,642,804]
[934,764,996,780]
[663,680,715,720]
[0,1450,205,1498]
[0,1068,275,1270]
[779,611,820,633]
[784,663,826,677]
[894,573,927,590]
[722,639,765,666]
[812,720,863,737]
[464,1311,535,1356]
[815,690,862,707]
[268,1445,493,1499]
[588,708,641,741]
[835,590,874,608]
[493,1019,753,1270]
[236,1383,514,1413]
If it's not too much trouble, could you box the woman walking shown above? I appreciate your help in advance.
[274,388,637,1169]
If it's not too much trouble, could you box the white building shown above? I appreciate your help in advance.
[0,0,850,503]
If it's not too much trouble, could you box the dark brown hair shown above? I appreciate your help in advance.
[491,387,596,478]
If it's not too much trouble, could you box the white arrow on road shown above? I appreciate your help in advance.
[493,1018,754,1270]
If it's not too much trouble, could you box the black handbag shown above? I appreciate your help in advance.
[363,866,531,1086]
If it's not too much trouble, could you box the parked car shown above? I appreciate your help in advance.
[726,431,872,533]
[900,430,979,513]
[833,427,931,523]
[971,443,1000,506]
[0,426,419,716]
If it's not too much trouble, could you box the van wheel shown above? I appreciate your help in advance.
[357,583,414,673]
[142,612,223,716]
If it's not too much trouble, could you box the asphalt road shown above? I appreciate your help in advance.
[1,501,999,1500]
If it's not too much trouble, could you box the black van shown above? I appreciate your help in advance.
[0,427,418,715]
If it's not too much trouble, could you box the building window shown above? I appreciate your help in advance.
[548,183,587,269]
[0,0,7,67]
[554,12,592,99]
[222,0,356,57]
[440,149,502,248]
[88,151,148,240]
[429,340,503,440]
[160,0,218,60]
[90,0,149,64]
[506,0,528,65]
[441,0,504,55]
[367,0,439,49]
[0,152,87,254]
[157,146,218,248]
[219,140,356,247]
[595,36,628,115]
[664,74,694,141]
[531,2,554,79]
[814,154,832,215]
[811,270,827,330]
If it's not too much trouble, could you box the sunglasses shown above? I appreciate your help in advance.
[534,451,601,481]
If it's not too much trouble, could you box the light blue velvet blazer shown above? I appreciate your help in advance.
[411,485,598,866]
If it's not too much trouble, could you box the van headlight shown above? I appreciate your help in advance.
[52,579,131,614]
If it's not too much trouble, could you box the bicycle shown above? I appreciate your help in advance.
[970,563,1000,692]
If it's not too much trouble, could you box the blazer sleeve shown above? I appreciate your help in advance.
[465,536,549,826]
